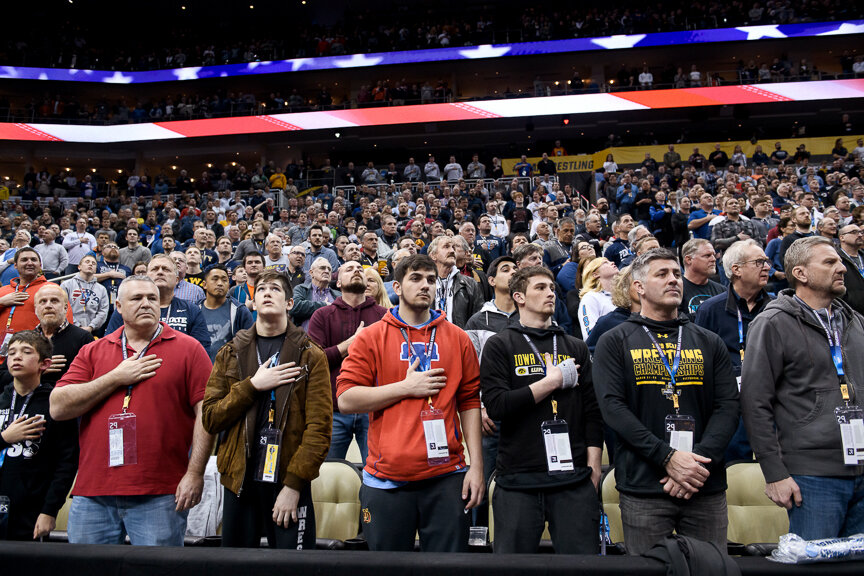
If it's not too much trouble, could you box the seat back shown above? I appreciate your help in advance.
[311,460,362,542]
[600,467,623,544]
[725,462,789,544]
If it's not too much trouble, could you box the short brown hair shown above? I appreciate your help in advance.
[254,269,291,296]
[394,254,436,283]
[9,330,51,361]
[509,265,555,304]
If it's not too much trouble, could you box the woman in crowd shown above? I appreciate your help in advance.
[363,268,391,309]
[576,257,617,340]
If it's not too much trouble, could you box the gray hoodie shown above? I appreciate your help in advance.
[741,290,864,482]
[61,275,109,331]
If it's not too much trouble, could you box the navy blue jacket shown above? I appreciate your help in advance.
[104,296,212,352]
[694,286,772,376]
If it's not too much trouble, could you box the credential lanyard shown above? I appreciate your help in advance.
[522,334,558,375]
[120,323,163,413]
[808,307,850,403]
[523,333,560,418]
[256,347,281,426]
[399,325,437,406]
[2,389,35,432]
[737,308,745,361]
[643,326,684,410]
[5,281,32,332]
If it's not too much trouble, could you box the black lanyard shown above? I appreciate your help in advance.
[522,333,558,375]
[120,324,163,413]
[2,389,35,432]
[256,344,281,425]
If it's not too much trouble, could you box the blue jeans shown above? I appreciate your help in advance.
[68,495,188,546]
[789,474,864,540]
[328,411,368,464]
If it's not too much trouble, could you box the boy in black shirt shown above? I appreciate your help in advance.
[0,331,78,540]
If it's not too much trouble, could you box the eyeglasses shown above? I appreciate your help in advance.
[841,230,864,236]
[739,258,772,268]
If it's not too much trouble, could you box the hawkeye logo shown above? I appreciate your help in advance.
[362,508,372,524]
[513,353,572,377]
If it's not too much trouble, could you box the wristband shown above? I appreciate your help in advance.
[558,358,580,389]
[663,448,676,466]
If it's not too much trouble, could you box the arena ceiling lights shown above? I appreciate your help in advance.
[0,20,861,83]
[1,79,863,143]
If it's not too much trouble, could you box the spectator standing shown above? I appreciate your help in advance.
[291,257,340,331]
[0,331,78,541]
[33,284,94,386]
[50,275,214,545]
[742,237,864,540]
[307,261,387,463]
[61,254,109,334]
[202,270,332,548]
[593,249,738,555]
[427,236,483,328]
[103,255,212,352]
[336,255,484,552]
[62,218,97,275]
[196,265,253,362]
[117,229,151,271]
[837,223,864,315]
[679,239,724,317]
[34,230,68,279]
[481,266,602,554]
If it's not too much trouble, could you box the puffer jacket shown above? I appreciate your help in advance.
[201,321,332,495]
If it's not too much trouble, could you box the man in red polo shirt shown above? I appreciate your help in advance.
[50,274,214,546]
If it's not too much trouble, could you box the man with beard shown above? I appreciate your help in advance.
[308,261,388,463]
[837,223,864,315]
[475,215,506,263]
[95,242,130,333]
[197,265,253,362]
[778,206,815,268]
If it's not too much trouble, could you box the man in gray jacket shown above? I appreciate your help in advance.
[742,236,864,540]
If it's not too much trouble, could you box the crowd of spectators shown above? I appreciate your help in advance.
[1,2,861,71]
[0,133,863,552]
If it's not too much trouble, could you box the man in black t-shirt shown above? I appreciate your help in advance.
[679,239,724,317]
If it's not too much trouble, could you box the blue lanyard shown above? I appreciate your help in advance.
[736,308,745,351]
[399,326,437,368]
[795,296,846,378]
[642,325,684,390]
[810,310,845,378]
[521,333,558,375]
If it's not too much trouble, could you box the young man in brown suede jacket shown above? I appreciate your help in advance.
[202,269,332,549]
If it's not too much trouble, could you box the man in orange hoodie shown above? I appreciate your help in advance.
[0,248,73,357]
[337,254,484,552]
